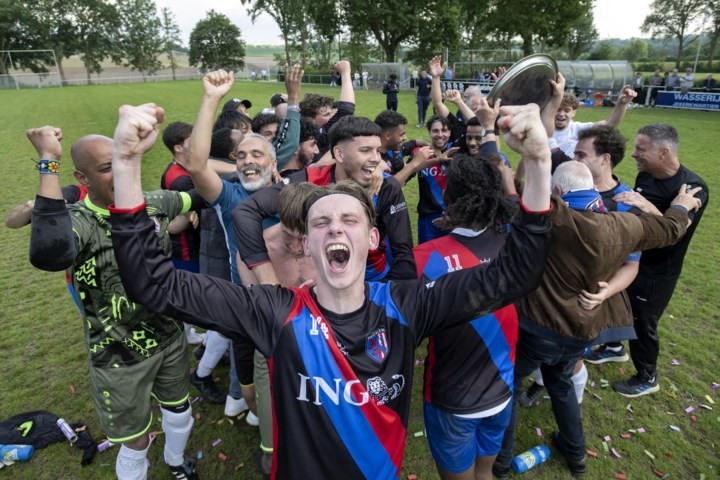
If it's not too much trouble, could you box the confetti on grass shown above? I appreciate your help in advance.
[586,449,598,458]
[671,359,680,366]
[413,431,424,438]
[685,406,695,413]
[197,451,202,460]
[212,438,222,447]
[644,450,655,460]
[614,474,626,480]
[407,475,417,480]
[705,395,716,405]
[69,384,75,394]
[602,441,609,452]
[536,428,542,436]
[611,447,622,458]
[637,427,646,433]
[669,425,681,432]
[604,435,611,442]
[620,434,632,439]
[218,453,227,461]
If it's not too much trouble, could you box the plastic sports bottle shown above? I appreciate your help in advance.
[0,445,35,461]
[511,444,550,473]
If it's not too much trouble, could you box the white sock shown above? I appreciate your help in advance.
[196,330,230,378]
[161,406,194,467]
[573,363,589,404]
[530,368,545,387]
[116,443,149,480]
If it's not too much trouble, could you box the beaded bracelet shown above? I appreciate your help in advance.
[37,158,61,175]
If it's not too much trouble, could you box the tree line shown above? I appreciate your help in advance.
[2,0,718,81]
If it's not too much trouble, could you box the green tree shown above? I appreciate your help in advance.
[706,3,720,68]
[0,0,51,75]
[306,0,342,69]
[566,11,598,59]
[117,0,164,80]
[405,0,462,67]
[189,10,245,71]
[241,0,303,66]
[588,40,616,60]
[160,7,182,80]
[342,0,417,62]
[641,0,705,67]
[623,38,650,62]
[489,0,591,56]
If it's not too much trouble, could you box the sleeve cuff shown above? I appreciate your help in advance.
[109,202,147,214]
[519,199,553,215]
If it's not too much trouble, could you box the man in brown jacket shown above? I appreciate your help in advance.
[494,161,703,478]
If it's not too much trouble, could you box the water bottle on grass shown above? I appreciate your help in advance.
[511,444,550,473]
[0,445,35,462]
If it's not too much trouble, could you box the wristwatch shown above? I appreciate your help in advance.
[481,129,496,137]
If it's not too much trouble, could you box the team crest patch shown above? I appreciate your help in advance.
[366,328,389,364]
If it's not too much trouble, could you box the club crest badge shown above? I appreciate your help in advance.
[366,328,389,364]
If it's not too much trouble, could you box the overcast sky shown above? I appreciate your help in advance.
[153,0,655,47]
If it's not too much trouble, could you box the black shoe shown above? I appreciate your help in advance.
[189,370,225,404]
[551,431,586,477]
[255,448,272,480]
[613,373,659,398]
[519,382,545,408]
[193,344,205,361]
[583,345,629,364]
[492,460,511,478]
[168,458,199,480]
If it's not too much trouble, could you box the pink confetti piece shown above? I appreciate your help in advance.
[414,359,421,366]
[536,427,542,436]
[614,474,627,480]
[407,475,418,480]
[691,415,697,423]
[218,452,227,461]
[637,427,646,433]
[604,435,612,442]
[611,447,622,458]
[69,384,76,394]
[671,359,680,366]
[590,380,596,387]
[586,449,598,457]
[212,438,222,447]
[685,406,695,413]
[712,383,719,391]
[619,367,625,376]
[620,434,632,439]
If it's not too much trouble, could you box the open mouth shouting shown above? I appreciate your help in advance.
[326,243,350,273]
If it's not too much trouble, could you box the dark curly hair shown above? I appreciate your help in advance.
[251,113,280,134]
[162,122,193,153]
[374,110,408,131]
[299,93,335,118]
[577,124,627,167]
[444,154,517,232]
[210,127,236,160]
[213,110,251,132]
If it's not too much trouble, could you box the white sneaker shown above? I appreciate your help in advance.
[185,328,206,345]
[246,411,259,427]
[224,395,249,417]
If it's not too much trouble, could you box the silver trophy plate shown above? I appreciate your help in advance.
[487,54,558,110]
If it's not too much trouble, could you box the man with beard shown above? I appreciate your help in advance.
[182,70,277,424]
[233,115,414,285]
[280,118,320,177]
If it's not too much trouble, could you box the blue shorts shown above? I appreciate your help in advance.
[417,213,449,244]
[424,400,512,473]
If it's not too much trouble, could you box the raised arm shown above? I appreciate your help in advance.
[184,70,235,204]
[540,73,565,137]
[336,60,355,105]
[601,85,637,128]
[274,64,303,169]
[27,127,76,270]
[429,56,450,118]
[497,104,552,212]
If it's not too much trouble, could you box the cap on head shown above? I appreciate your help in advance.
[270,93,287,107]
[223,98,252,112]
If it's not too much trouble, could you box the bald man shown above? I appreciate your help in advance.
[27,127,202,480]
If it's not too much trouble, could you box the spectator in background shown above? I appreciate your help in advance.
[633,72,646,104]
[700,74,717,92]
[666,69,680,90]
[415,70,432,128]
[648,69,664,106]
[383,73,400,111]
[679,67,695,90]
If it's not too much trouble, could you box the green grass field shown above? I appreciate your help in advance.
[0,80,718,479]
